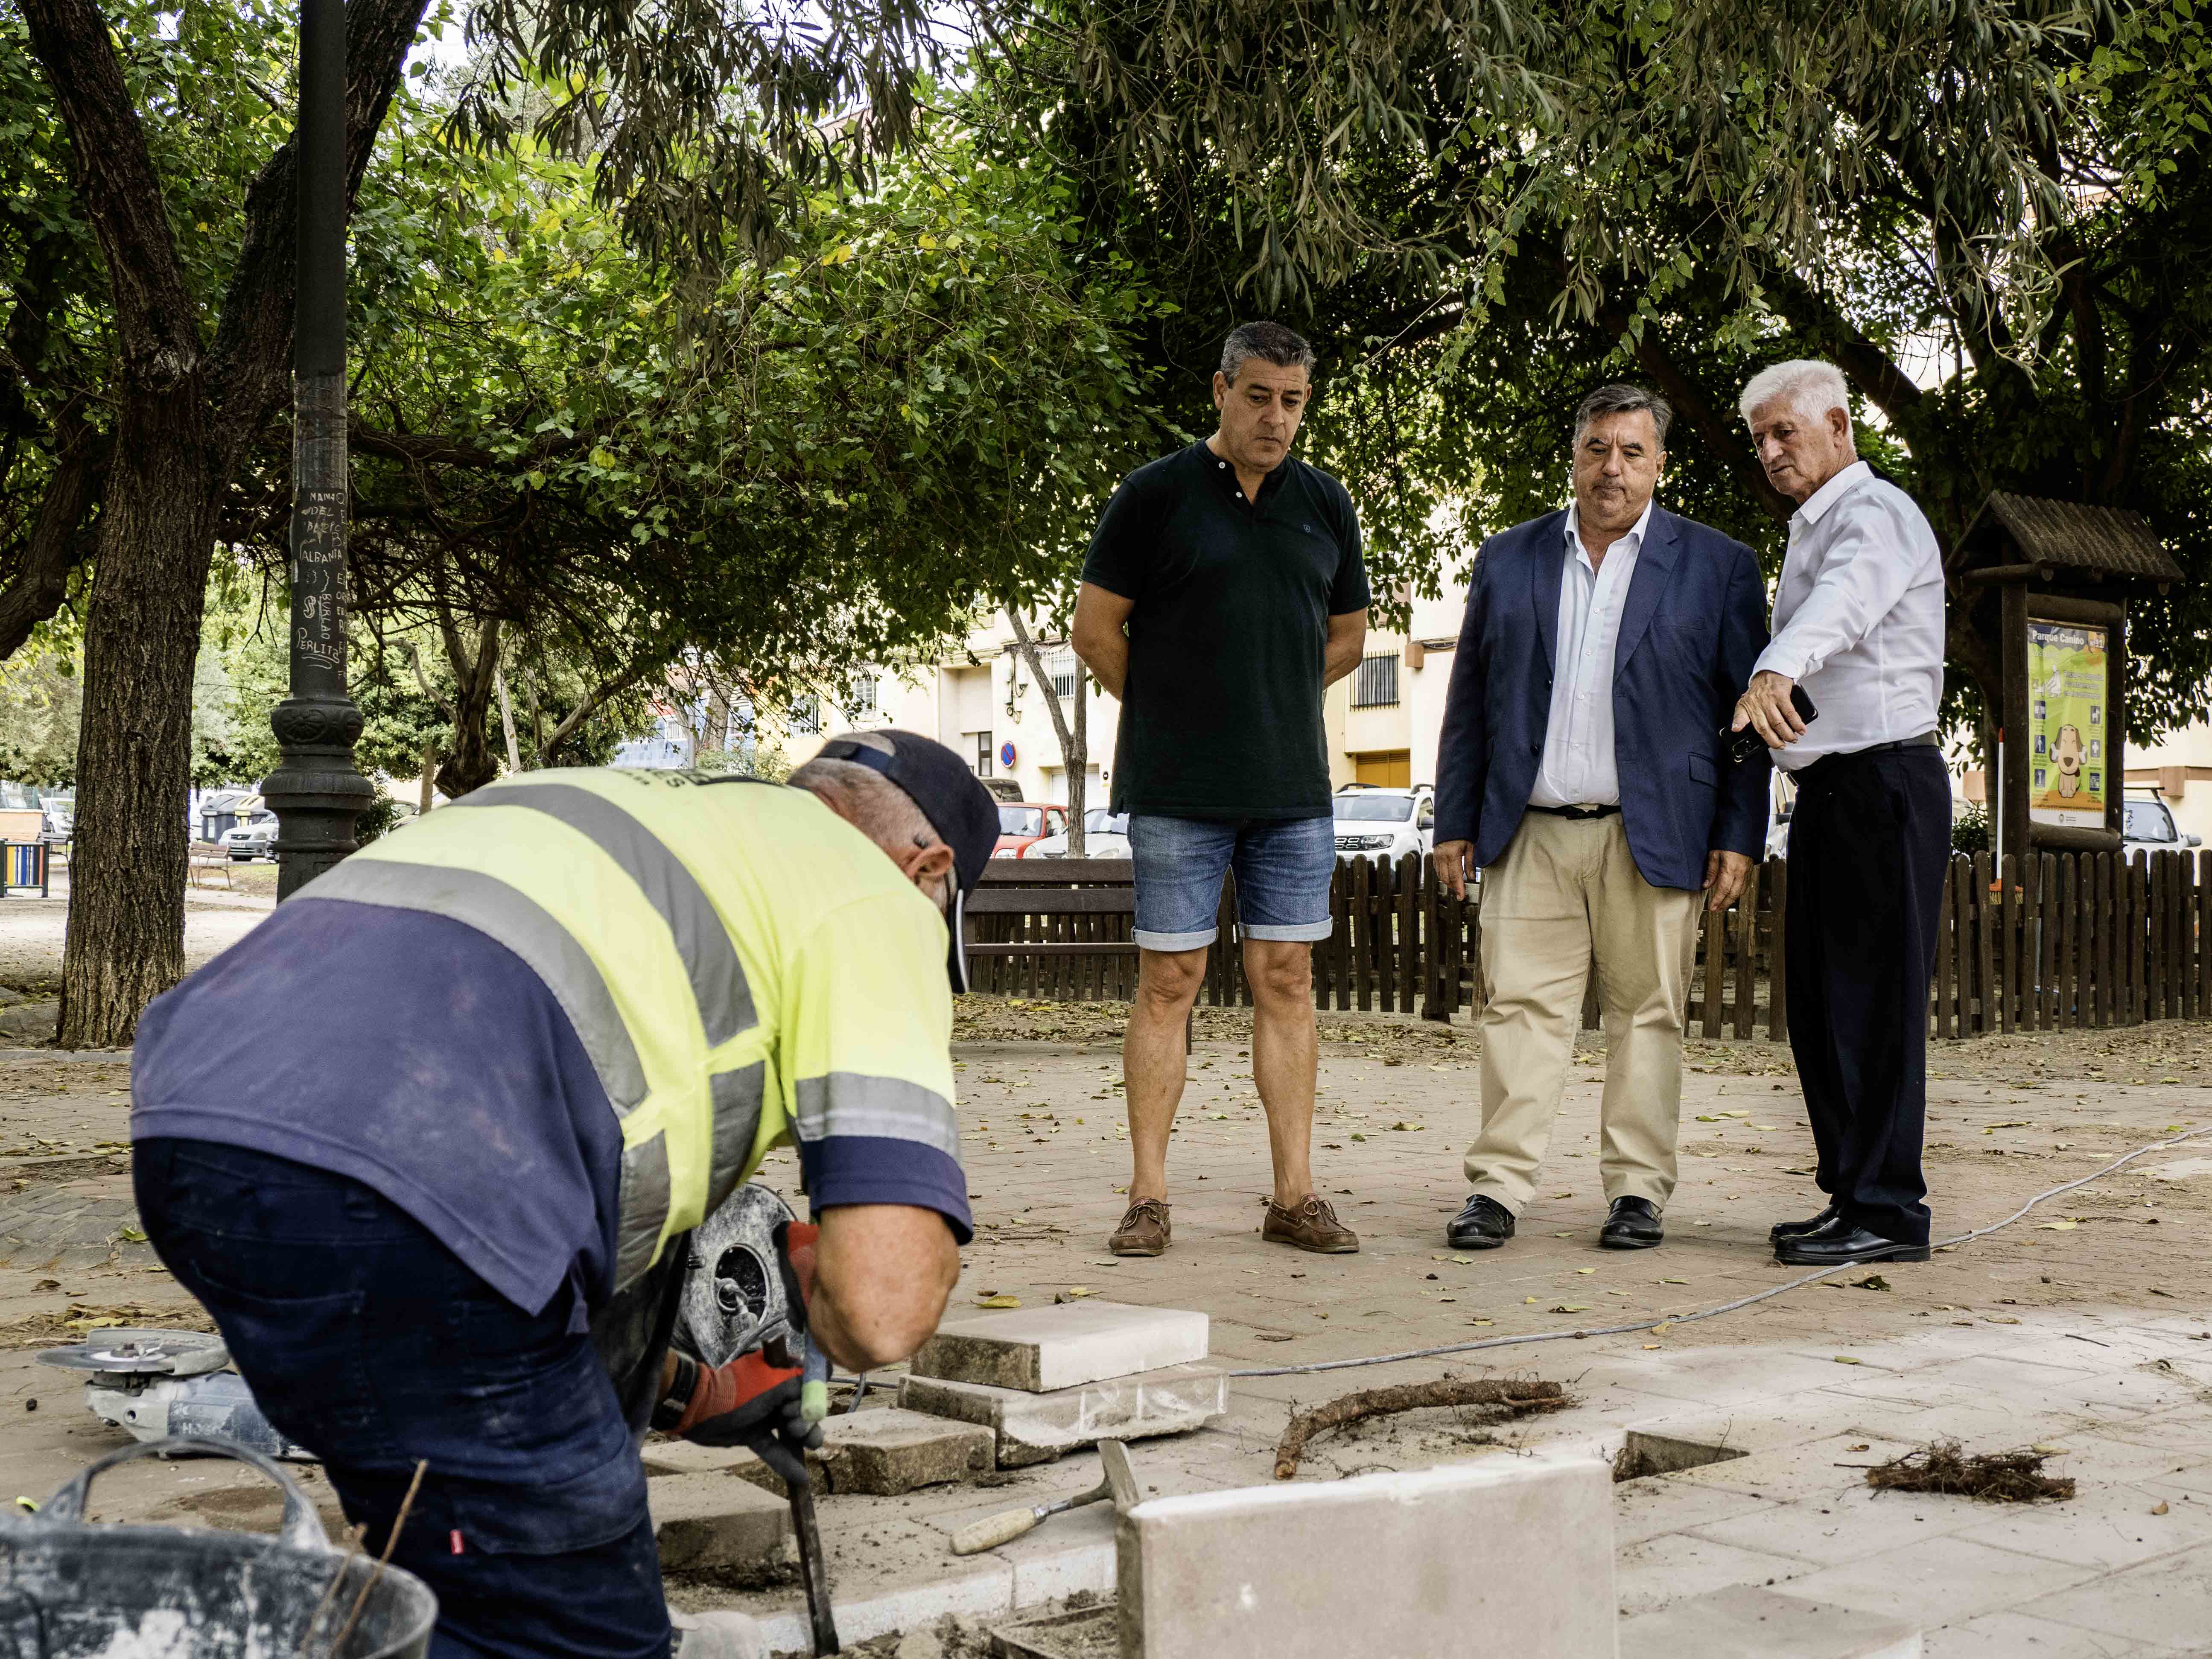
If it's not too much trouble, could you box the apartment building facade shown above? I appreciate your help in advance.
[785,583,1479,810]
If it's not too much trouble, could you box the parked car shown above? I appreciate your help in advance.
[2123,792,2200,860]
[1332,784,1435,863]
[993,802,1070,859]
[1024,809,1132,860]
[220,813,279,862]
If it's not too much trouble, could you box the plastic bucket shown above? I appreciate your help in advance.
[0,1438,438,1659]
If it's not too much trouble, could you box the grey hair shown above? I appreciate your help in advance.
[1573,383,1672,447]
[1739,359,1852,428]
[1219,321,1317,386]
[790,733,940,855]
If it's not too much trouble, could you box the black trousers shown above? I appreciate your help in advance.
[1783,742,1950,1245]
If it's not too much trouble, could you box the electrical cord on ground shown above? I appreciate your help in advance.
[1227,1123,2212,1379]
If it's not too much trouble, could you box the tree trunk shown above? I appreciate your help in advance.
[1069,659,1088,855]
[58,405,215,1047]
[1005,608,1088,841]
[495,661,522,773]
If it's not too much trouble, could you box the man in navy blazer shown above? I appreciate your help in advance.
[1432,385,1771,1253]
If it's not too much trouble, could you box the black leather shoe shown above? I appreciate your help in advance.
[1773,1215,1930,1267]
[1769,1204,1838,1245]
[1600,1196,1663,1250]
[1446,1193,1515,1250]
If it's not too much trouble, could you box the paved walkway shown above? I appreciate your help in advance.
[0,1005,2209,1650]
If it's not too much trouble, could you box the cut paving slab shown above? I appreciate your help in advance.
[1116,1449,1617,1659]
[1617,1586,1920,1657]
[643,1409,995,1497]
[648,1472,794,1576]
[902,1363,1227,1466]
[910,1300,1208,1392]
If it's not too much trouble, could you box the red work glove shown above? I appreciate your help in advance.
[778,1220,819,1309]
[670,1350,801,1437]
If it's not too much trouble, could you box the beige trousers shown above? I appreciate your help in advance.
[1467,812,1702,1213]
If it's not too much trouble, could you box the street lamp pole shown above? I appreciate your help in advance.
[263,0,373,898]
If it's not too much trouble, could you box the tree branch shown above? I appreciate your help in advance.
[1756,266,1927,427]
[0,404,104,658]
[542,653,662,760]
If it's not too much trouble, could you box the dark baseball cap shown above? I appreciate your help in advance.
[815,730,1000,992]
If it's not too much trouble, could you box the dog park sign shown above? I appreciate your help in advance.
[1957,491,2183,862]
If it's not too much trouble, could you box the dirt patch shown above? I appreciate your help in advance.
[1867,1441,2076,1503]
[1272,1376,1572,1480]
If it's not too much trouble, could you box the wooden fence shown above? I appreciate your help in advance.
[967,847,2212,1040]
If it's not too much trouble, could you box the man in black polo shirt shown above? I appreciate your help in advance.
[1072,321,1370,1258]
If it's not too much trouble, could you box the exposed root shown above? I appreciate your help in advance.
[1867,1441,2075,1504]
[1611,1444,1662,1483]
[1272,1377,1572,1480]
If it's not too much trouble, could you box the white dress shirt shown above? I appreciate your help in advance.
[1530,499,1652,807]
[1754,460,1944,770]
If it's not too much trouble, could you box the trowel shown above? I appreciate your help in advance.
[950,1438,1137,1555]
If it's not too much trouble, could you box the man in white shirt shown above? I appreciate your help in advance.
[1433,385,1771,1252]
[1733,359,1949,1269]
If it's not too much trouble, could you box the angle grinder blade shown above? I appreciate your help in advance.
[36,1329,230,1377]
[678,1183,797,1367]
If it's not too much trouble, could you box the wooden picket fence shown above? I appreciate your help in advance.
[968,847,2212,1040]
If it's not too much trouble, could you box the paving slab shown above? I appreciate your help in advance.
[1616,1585,1920,1657]
[1923,1610,2182,1655]
[2007,1542,2212,1647]
[1614,1528,1813,1617]
[1117,1449,1615,1659]
[1781,1533,2104,1630]
[910,1300,1208,1391]
[644,1410,995,1497]
[648,1472,793,1575]
[901,1363,1227,1466]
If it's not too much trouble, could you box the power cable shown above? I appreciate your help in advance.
[1227,1124,2212,1379]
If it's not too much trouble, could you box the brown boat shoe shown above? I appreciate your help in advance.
[1261,1194,1360,1253]
[1107,1198,1172,1256]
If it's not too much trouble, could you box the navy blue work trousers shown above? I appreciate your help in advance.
[134,1138,670,1659]
[1782,743,1951,1245]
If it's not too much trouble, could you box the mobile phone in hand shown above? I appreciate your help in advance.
[1725,685,1818,765]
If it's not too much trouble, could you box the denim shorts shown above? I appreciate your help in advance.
[1129,813,1337,951]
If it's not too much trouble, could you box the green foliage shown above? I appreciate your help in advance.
[1952,802,1991,857]
[0,640,80,786]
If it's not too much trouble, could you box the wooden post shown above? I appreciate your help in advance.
[1397,852,1420,1014]
[1734,865,1759,1040]
[1973,852,1996,1036]
[1935,859,1956,1039]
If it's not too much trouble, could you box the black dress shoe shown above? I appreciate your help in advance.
[1446,1193,1515,1249]
[1773,1215,1930,1267]
[1600,1196,1663,1250]
[1769,1204,1838,1245]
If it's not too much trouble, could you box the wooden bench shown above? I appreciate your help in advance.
[187,841,233,891]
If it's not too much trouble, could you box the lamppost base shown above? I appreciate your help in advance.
[264,696,375,900]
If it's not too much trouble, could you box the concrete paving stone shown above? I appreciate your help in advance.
[1118,1449,1615,1659]
[750,1556,1015,1656]
[1611,1478,1783,1546]
[1948,1472,2212,1570]
[1615,1527,1814,1616]
[1658,1432,1927,1505]
[647,1472,793,1575]
[2087,1408,2212,1455]
[901,1363,1227,1466]
[1779,1534,2104,1629]
[985,1498,1117,1605]
[1615,1585,1920,1657]
[815,1408,995,1495]
[642,1440,757,1479]
[1921,1612,2173,1656]
[2008,1542,2212,1647]
[1685,1484,2026,1565]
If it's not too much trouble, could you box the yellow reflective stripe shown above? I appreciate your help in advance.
[456,782,755,1044]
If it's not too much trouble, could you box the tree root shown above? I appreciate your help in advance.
[1867,1441,2075,1503]
[1272,1378,1573,1480]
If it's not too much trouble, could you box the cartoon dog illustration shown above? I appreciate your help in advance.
[2052,724,2085,799]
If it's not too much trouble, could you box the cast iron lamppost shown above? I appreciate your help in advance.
[263,0,374,898]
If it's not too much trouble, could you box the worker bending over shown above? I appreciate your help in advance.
[129,732,995,1659]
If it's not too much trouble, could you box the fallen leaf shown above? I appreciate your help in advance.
[2040,1221,2078,1230]
[1833,1356,1863,1365]
[1986,1316,2021,1325]
[1523,1297,1538,1304]
[1660,1277,1688,1285]
[1576,1267,1596,1275]
[2031,1444,2068,1455]
[1853,1274,1891,1291]
[1750,1124,1780,1132]
[2153,1501,2171,1515]
[1848,1443,1870,1452]
[2151,1288,2177,1297]
[115,1227,146,1244]
[1256,1332,1295,1343]
[1551,1190,1573,1199]
[974,1295,1021,1309]
[1389,1122,1426,1132]
[1551,1304,1590,1314]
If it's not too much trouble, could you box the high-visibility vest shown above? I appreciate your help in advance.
[303,769,799,1292]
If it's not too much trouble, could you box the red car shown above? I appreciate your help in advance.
[995,802,1069,858]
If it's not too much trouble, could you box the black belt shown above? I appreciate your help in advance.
[1798,731,1940,774]
[1528,803,1621,820]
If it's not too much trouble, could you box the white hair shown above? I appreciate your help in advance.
[1739,359,1852,427]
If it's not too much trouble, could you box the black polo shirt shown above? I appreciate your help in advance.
[1082,440,1368,821]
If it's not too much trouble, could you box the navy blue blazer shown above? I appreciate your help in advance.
[1432,505,1772,891]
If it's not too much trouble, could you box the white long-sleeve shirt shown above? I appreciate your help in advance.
[1530,499,1651,806]
[1755,461,1944,770]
